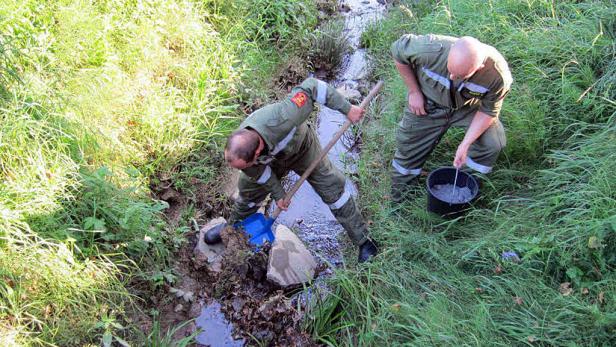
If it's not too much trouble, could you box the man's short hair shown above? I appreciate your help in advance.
[225,128,261,162]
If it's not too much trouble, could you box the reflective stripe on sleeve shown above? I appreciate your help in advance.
[271,126,297,155]
[316,79,328,104]
[465,157,492,174]
[421,67,450,89]
[458,81,489,94]
[256,165,272,184]
[392,160,422,176]
[329,188,351,210]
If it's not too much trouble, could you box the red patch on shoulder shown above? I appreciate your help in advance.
[291,92,307,108]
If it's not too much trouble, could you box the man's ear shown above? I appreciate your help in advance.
[257,135,265,154]
[252,135,264,162]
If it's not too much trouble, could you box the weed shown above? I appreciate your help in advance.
[306,20,352,77]
[140,318,197,347]
[322,0,616,345]
[0,0,321,344]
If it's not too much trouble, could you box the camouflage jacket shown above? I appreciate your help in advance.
[239,78,353,201]
[391,33,512,117]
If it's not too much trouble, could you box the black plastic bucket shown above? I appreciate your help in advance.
[426,167,479,217]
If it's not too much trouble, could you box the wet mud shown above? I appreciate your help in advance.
[195,302,244,346]
[198,227,318,346]
[431,184,474,204]
[155,226,319,346]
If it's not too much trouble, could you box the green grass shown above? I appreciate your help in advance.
[0,0,320,345]
[309,0,616,345]
[3,0,614,345]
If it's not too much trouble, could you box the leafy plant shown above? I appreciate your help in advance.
[306,20,351,76]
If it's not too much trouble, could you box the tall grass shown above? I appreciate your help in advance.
[1,0,319,344]
[310,0,616,345]
[0,218,130,346]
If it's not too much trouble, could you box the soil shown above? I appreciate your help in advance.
[144,169,320,345]
[153,222,319,346]
[214,228,316,346]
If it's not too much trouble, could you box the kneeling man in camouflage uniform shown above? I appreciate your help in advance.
[224,78,378,262]
[390,34,512,201]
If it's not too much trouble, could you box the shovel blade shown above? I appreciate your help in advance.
[234,213,275,246]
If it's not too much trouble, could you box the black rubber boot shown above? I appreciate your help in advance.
[358,238,379,263]
[390,177,420,204]
[391,183,412,204]
[204,222,226,244]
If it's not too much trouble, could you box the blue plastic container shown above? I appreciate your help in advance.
[233,213,275,246]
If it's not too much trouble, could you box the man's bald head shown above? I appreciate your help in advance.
[224,129,262,169]
[447,36,486,80]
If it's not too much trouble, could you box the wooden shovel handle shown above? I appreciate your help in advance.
[272,81,384,219]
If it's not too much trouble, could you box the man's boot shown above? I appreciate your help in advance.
[204,222,226,244]
[358,238,379,263]
[390,177,420,204]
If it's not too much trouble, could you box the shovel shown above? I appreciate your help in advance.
[206,81,384,246]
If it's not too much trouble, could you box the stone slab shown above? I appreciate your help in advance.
[194,217,226,272]
[267,224,317,287]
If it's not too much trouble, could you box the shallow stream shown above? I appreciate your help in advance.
[194,1,385,345]
[276,0,385,269]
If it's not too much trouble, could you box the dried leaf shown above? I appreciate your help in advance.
[513,296,523,305]
[598,291,605,304]
[588,236,603,249]
[495,265,503,274]
[559,282,573,296]
[102,332,112,347]
[582,288,589,295]
[528,335,537,343]
[115,336,131,347]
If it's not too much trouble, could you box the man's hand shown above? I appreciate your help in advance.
[453,143,469,168]
[454,111,496,168]
[276,198,290,211]
[394,60,426,116]
[347,105,365,124]
[408,91,427,116]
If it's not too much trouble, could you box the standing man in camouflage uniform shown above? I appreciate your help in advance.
[389,34,512,201]
[223,78,378,262]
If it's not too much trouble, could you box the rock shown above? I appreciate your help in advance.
[336,85,362,102]
[222,169,240,201]
[267,225,317,287]
[194,217,226,272]
[160,187,181,202]
[231,297,245,313]
[169,287,194,302]
[189,301,203,318]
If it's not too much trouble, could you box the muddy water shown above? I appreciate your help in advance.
[276,0,385,266]
[195,301,244,346]
[431,184,474,204]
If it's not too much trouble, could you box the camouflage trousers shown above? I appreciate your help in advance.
[230,125,369,246]
[391,99,506,193]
